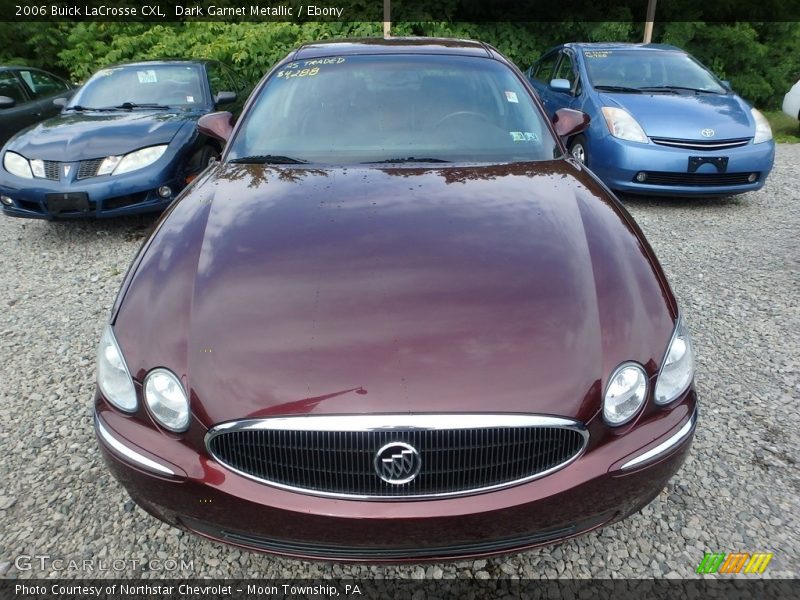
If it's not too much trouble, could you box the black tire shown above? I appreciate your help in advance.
[568,135,589,167]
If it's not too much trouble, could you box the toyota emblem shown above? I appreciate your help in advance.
[374,442,421,484]
[701,128,715,138]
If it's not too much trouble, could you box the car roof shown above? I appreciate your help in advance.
[564,42,684,53]
[104,59,215,70]
[292,37,495,60]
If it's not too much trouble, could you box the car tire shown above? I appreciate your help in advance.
[569,135,589,166]
[196,145,220,169]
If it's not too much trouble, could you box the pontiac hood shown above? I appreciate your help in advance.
[600,91,754,140]
[6,109,194,161]
[113,161,676,426]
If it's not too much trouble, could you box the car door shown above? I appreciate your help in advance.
[527,51,561,115]
[0,70,37,145]
[549,50,585,113]
[16,68,74,120]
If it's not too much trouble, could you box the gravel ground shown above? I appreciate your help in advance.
[0,145,797,580]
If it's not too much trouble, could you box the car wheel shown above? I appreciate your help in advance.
[197,145,220,168]
[569,135,589,166]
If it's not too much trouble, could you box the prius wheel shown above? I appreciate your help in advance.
[569,135,588,166]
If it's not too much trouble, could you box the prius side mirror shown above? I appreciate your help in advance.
[549,78,572,93]
[0,96,16,109]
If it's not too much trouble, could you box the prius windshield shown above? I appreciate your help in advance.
[584,49,727,94]
[228,54,559,164]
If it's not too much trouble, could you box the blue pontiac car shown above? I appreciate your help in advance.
[527,43,775,196]
[0,60,246,219]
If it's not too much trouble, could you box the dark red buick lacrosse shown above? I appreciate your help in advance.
[94,38,697,561]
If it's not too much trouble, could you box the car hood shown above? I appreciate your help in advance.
[6,110,196,161]
[600,91,754,140]
[114,161,676,426]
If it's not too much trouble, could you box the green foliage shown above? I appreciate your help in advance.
[1,20,796,109]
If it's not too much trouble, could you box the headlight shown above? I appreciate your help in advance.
[603,362,648,426]
[98,145,168,176]
[655,315,695,405]
[3,152,33,179]
[751,108,773,144]
[96,325,137,412]
[144,368,190,432]
[601,107,648,143]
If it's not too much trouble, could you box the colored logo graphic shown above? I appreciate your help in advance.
[696,552,773,574]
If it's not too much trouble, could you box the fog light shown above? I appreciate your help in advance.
[635,172,647,182]
[0,195,12,206]
[748,173,757,183]
[157,186,172,198]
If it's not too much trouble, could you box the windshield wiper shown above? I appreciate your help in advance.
[639,85,722,95]
[64,105,112,112]
[363,157,451,164]
[105,102,171,110]
[593,85,644,94]
[229,155,309,165]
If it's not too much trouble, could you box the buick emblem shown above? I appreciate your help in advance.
[374,442,421,484]
[701,128,715,138]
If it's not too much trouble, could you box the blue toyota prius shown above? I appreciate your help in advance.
[527,43,775,196]
[0,60,247,219]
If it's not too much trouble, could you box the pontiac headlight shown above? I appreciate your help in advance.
[144,368,190,432]
[98,145,167,176]
[601,107,648,143]
[3,151,33,179]
[751,108,773,144]
[96,325,137,412]
[655,315,695,405]
[603,362,648,426]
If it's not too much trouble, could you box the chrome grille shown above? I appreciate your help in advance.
[206,415,588,500]
[650,137,750,151]
[43,160,61,180]
[77,158,105,179]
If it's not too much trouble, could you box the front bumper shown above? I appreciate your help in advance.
[0,161,182,219]
[94,390,697,562]
[589,135,775,196]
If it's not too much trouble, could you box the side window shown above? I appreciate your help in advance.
[207,63,237,99]
[554,54,575,86]
[0,72,27,103]
[533,54,559,83]
[18,70,69,99]
[221,64,243,93]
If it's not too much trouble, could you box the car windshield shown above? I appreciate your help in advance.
[228,54,559,164]
[67,65,206,109]
[583,49,727,94]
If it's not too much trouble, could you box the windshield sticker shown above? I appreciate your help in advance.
[137,70,158,84]
[584,51,611,58]
[504,90,519,103]
[277,66,320,79]
[509,131,540,142]
[186,95,195,103]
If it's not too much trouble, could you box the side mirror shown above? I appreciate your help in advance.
[0,96,16,109]
[198,111,234,143]
[552,108,590,138]
[549,78,572,93]
[214,91,237,106]
[53,97,67,108]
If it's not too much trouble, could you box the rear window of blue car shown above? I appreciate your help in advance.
[583,50,726,94]
[229,54,560,165]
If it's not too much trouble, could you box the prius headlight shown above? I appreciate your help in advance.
[144,368,190,432]
[3,151,33,179]
[655,315,696,405]
[751,108,773,144]
[601,107,648,143]
[603,362,648,426]
[98,145,168,176]
[96,325,137,412]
